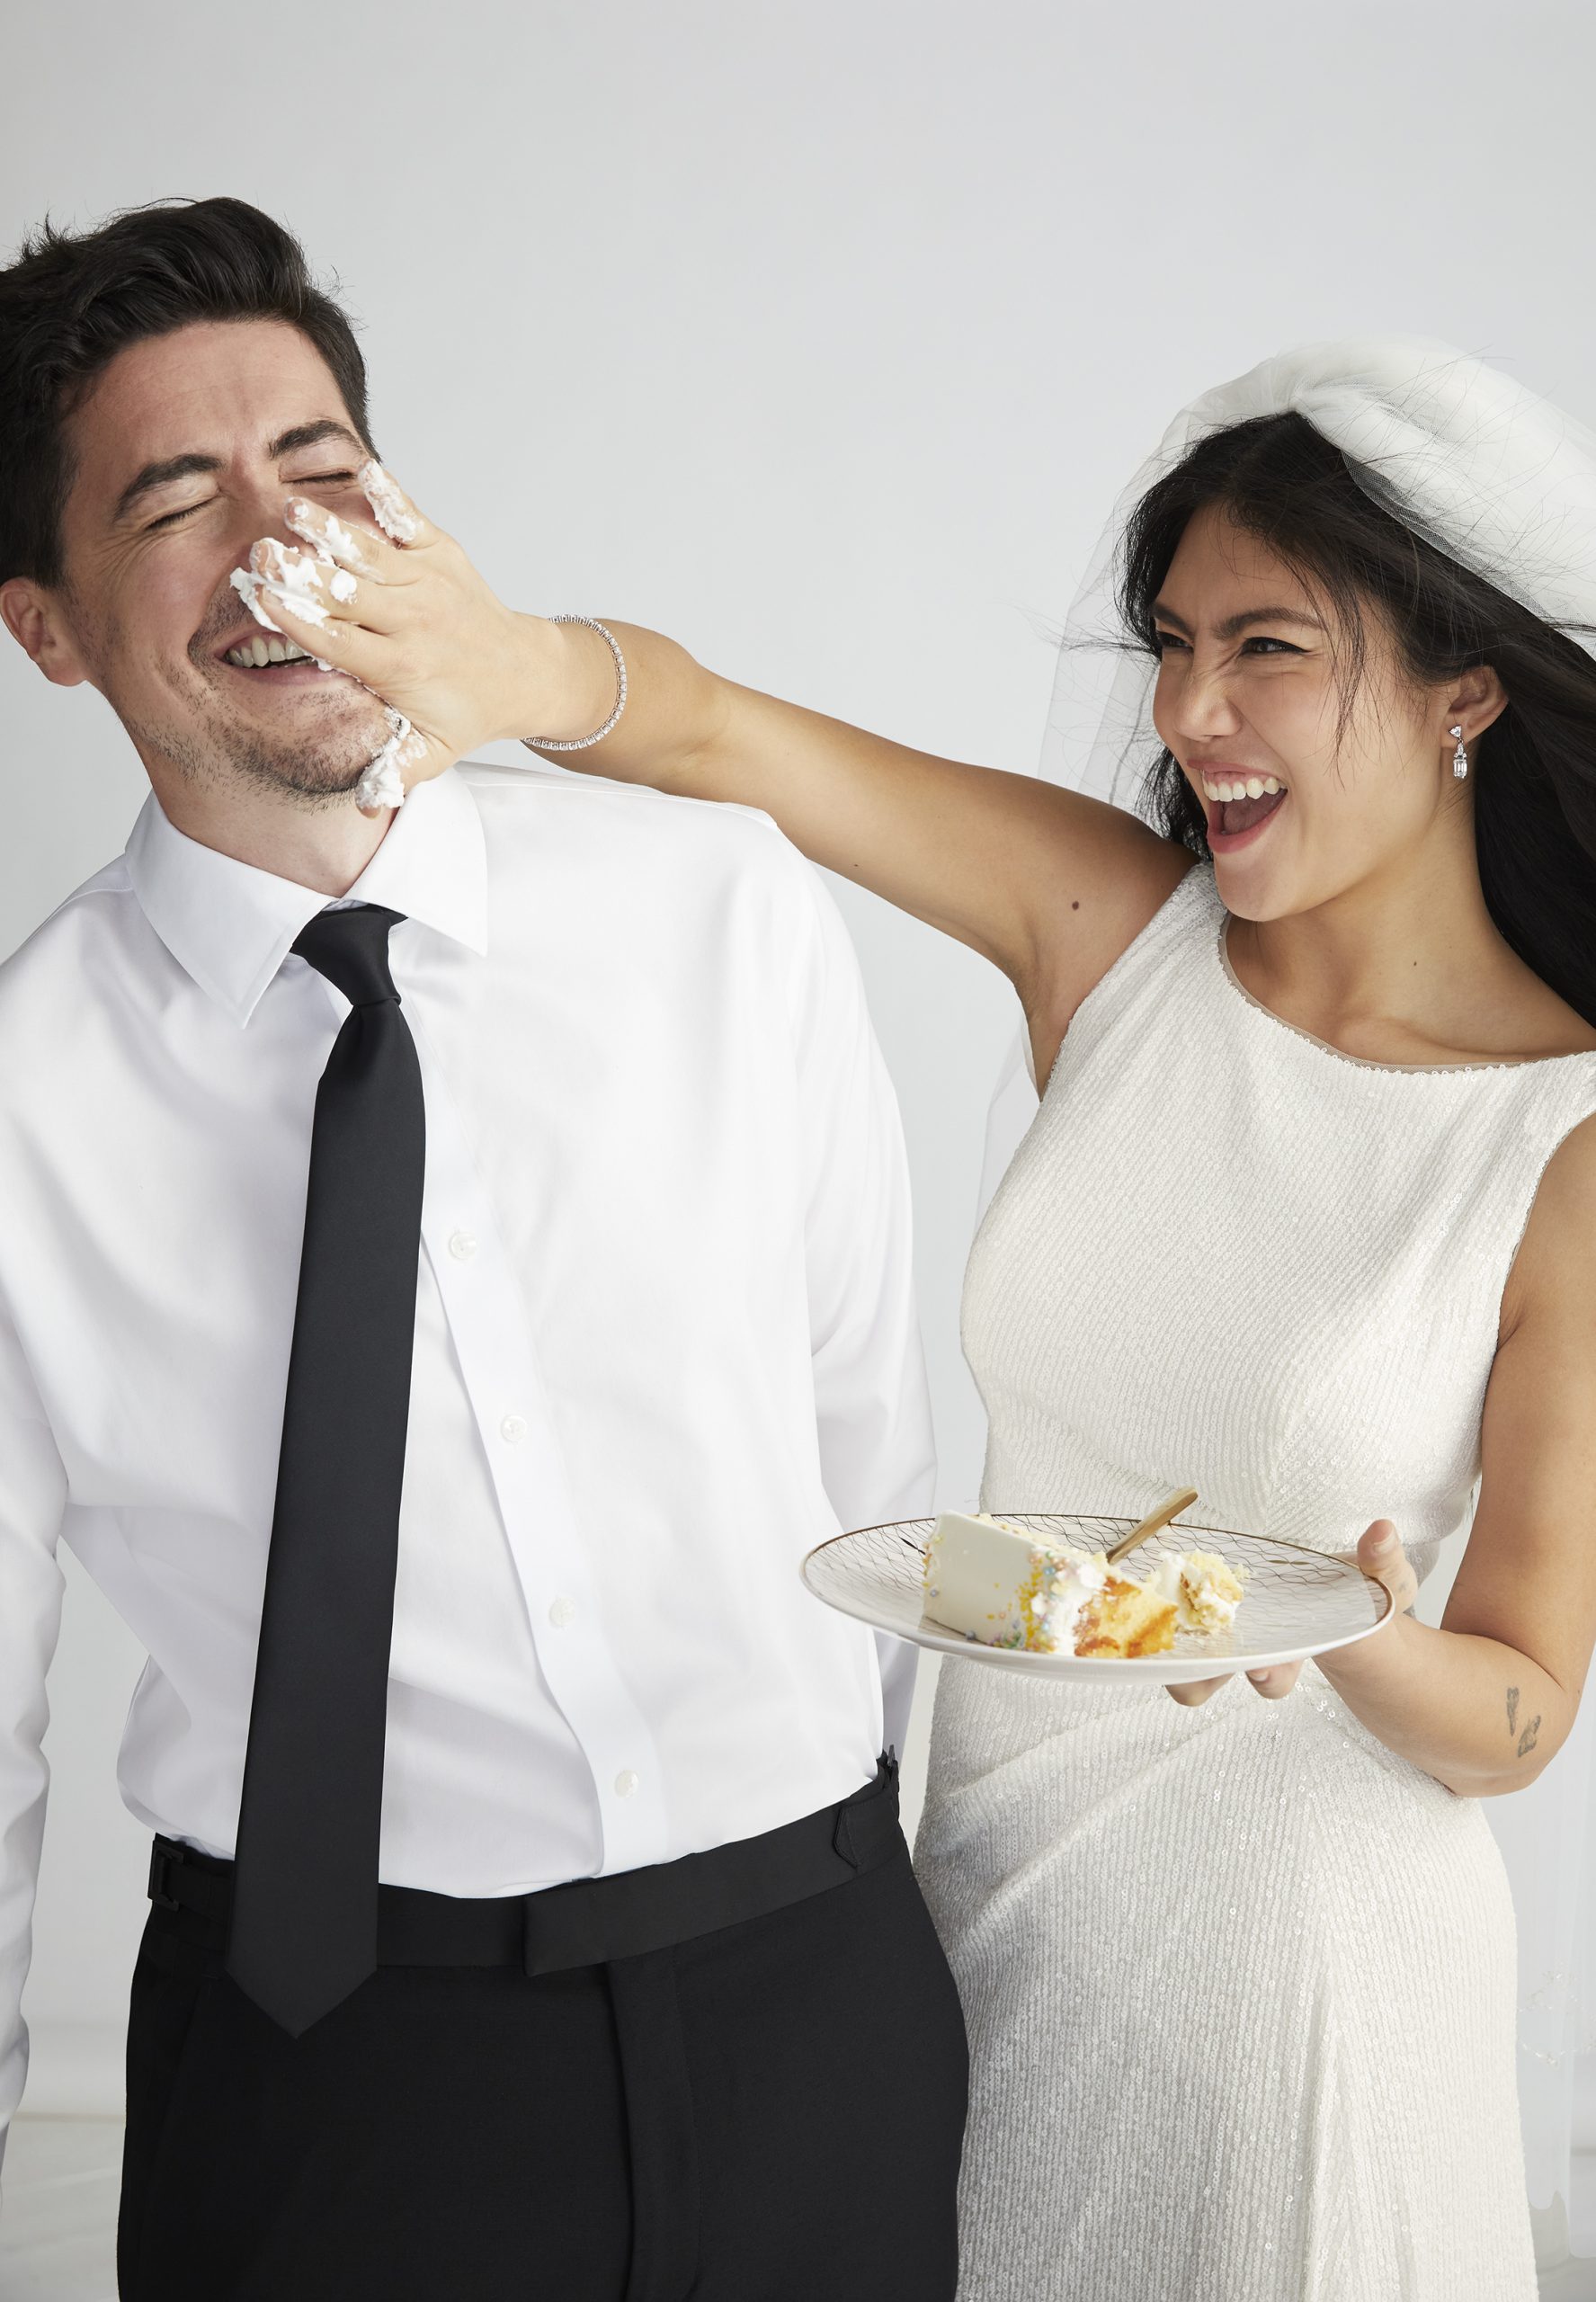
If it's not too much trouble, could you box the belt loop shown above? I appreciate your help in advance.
[834,1754,895,1869]
[147,1842,181,1913]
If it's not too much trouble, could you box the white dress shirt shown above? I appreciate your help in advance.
[0,761,933,2155]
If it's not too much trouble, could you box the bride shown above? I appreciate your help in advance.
[274,340,1596,2298]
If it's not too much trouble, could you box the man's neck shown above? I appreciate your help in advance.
[143,763,396,898]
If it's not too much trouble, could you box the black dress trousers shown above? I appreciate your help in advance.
[118,1828,967,2302]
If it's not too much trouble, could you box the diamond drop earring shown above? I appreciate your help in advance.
[1449,724,1469,781]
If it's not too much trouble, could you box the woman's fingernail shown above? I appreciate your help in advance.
[1248,1670,1270,1685]
[1371,1524,1395,1551]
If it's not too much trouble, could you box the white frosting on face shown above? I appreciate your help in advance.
[254,537,334,623]
[360,461,420,545]
[355,747,406,811]
[354,708,425,812]
[229,562,287,634]
[230,539,334,632]
[228,515,421,815]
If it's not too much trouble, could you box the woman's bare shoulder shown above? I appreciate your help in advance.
[1016,788,1193,1073]
[1501,1103,1596,1345]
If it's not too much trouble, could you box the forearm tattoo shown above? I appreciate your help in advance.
[1506,1687,1542,1758]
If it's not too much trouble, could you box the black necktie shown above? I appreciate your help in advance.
[224,904,425,2035]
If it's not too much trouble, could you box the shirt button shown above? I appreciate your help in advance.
[548,1595,577,1629]
[500,1414,528,1445]
[614,1771,640,1800]
[448,1229,478,1262]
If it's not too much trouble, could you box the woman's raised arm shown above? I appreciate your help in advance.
[236,485,1186,1065]
[541,619,1187,1050]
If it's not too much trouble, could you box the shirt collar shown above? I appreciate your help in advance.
[125,766,490,1028]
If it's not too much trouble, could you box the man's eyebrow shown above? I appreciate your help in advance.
[112,452,222,524]
[264,418,367,461]
[111,421,367,525]
[1153,601,1326,641]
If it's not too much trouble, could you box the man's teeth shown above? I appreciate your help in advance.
[225,637,315,668]
[1201,774,1284,803]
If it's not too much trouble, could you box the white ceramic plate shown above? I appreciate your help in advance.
[802,1512,1391,1686]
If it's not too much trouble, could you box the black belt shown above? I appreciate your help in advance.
[147,1755,903,1978]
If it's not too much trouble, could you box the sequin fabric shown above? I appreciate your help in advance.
[915,864,1596,2300]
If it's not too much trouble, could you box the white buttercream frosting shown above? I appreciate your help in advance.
[229,516,423,813]
[359,461,421,544]
[354,708,426,812]
[229,560,285,634]
[923,1511,1109,1654]
[316,511,367,565]
[231,538,334,631]
[1023,1546,1110,1651]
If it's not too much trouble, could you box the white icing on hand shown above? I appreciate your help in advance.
[317,512,367,565]
[230,539,333,631]
[359,461,421,545]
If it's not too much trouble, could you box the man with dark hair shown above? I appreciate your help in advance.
[0,197,966,2299]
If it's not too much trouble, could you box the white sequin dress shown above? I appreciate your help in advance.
[915,865,1596,2301]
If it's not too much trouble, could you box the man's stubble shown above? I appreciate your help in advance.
[131,671,385,811]
[98,600,392,810]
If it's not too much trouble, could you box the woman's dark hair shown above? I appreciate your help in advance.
[0,196,374,587]
[1118,411,1596,1028]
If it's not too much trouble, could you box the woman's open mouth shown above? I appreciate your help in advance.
[1198,770,1288,852]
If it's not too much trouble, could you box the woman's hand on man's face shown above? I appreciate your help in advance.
[235,466,569,810]
[1164,1519,1415,1709]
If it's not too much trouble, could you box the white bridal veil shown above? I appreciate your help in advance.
[997,337,1596,2271]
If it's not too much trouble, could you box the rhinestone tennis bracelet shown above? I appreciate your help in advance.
[522,616,629,754]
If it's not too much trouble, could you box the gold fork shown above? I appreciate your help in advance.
[1104,1487,1199,1569]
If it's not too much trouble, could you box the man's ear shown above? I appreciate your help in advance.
[0,578,91,688]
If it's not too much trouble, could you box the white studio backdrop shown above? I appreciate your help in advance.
[4,0,1595,2269]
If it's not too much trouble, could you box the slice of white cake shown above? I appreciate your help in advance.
[923,1513,1245,1657]
[923,1512,1110,1654]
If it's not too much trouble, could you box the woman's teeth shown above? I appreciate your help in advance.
[226,636,315,669]
[1202,774,1283,803]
